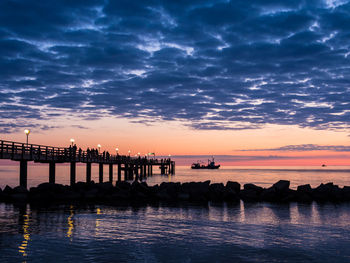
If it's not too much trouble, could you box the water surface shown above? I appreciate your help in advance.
[0,202,350,262]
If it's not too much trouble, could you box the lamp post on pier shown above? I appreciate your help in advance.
[128,150,131,157]
[24,129,30,145]
[116,147,119,155]
[97,144,101,154]
[70,138,75,146]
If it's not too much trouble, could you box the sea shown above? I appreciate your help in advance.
[1,164,350,262]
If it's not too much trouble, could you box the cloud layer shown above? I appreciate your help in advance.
[242,144,350,152]
[1,0,350,132]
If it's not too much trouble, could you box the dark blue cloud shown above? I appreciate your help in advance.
[1,0,350,131]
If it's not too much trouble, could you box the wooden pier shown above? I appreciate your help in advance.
[0,140,175,189]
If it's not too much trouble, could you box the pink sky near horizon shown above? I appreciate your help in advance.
[1,118,350,166]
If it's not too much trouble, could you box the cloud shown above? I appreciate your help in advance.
[1,0,350,131]
[165,153,350,165]
[241,144,350,152]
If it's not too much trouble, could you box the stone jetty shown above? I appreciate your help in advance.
[1,180,350,204]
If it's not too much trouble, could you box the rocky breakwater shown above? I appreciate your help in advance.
[0,180,350,204]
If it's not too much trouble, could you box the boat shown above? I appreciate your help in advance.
[191,157,220,169]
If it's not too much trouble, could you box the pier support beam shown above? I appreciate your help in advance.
[124,164,128,181]
[118,163,121,181]
[70,162,76,186]
[143,165,147,178]
[171,162,175,175]
[139,164,142,178]
[19,160,28,189]
[99,163,103,183]
[49,162,56,184]
[86,162,91,183]
[135,165,139,181]
[135,165,139,176]
[129,165,134,180]
[109,164,113,183]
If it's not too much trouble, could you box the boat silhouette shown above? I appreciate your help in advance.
[191,157,220,169]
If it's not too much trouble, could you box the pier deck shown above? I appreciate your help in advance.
[0,140,175,188]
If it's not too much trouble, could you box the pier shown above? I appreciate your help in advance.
[0,139,175,189]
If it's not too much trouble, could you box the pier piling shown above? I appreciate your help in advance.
[19,160,27,188]
[117,163,121,181]
[49,162,56,184]
[70,162,76,186]
[86,162,91,183]
[99,163,103,183]
[109,164,113,183]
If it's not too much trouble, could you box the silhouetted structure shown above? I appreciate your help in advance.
[0,139,175,188]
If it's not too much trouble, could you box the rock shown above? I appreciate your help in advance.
[296,184,313,202]
[243,184,263,194]
[342,186,350,201]
[62,191,81,201]
[312,183,341,202]
[96,182,114,193]
[37,182,55,192]
[11,193,28,202]
[3,185,13,195]
[84,188,99,200]
[115,181,131,191]
[73,181,88,191]
[223,188,240,202]
[156,189,172,200]
[209,183,225,201]
[273,180,290,193]
[178,192,190,201]
[261,187,278,201]
[131,181,151,199]
[296,192,313,203]
[11,186,29,202]
[226,181,240,193]
[29,191,55,202]
[13,186,28,194]
[240,189,260,202]
[297,184,312,193]
[111,189,131,200]
[280,189,297,202]
[181,181,210,201]
[159,182,181,199]
[149,185,159,197]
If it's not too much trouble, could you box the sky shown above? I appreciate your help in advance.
[1,0,350,165]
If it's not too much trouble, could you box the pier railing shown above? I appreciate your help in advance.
[0,139,175,188]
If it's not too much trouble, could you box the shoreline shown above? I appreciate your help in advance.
[1,180,350,205]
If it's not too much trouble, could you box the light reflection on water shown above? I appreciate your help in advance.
[66,205,74,241]
[18,211,30,260]
[0,202,350,262]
